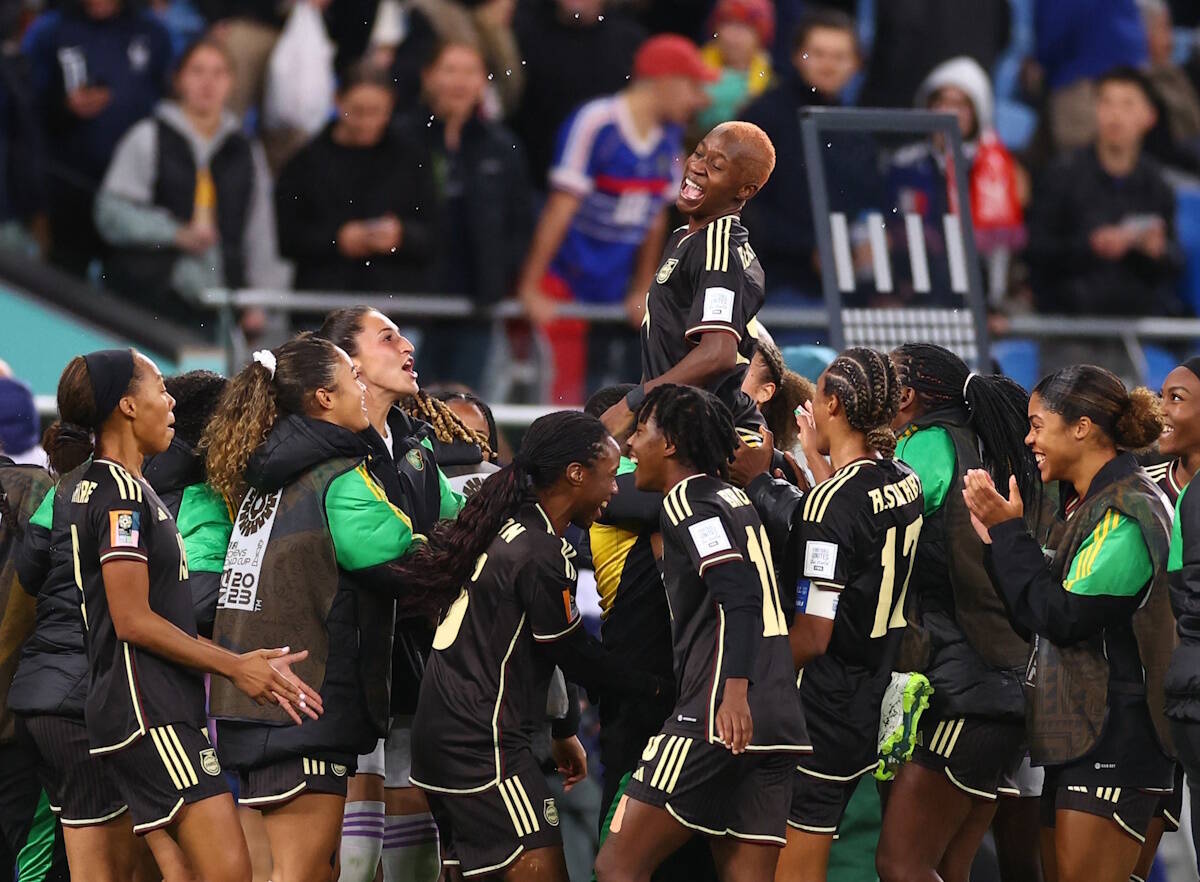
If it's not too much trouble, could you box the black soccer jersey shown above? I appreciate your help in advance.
[793,458,924,777]
[67,459,205,754]
[658,474,807,753]
[1143,456,1185,506]
[641,215,765,416]
[409,502,582,793]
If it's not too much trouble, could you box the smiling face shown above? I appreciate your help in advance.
[677,124,763,218]
[628,411,672,492]
[125,352,176,456]
[1025,392,1080,483]
[569,437,621,527]
[351,310,418,400]
[315,347,370,432]
[1159,366,1200,457]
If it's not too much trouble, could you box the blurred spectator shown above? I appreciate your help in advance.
[21,0,172,274]
[0,45,45,250]
[1139,0,1200,156]
[1028,67,1183,317]
[858,0,1010,111]
[275,62,436,296]
[1034,0,1146,155]
[740,8,861,301]
[197,0,287,118]
[0,377,47,467]
[95,39,283,329]
[886,57,1026,304]
[695,0,773,133]
[395,41,533,390]
[769,0,856,74]
[512,0,646,184]
[516,34,713,404]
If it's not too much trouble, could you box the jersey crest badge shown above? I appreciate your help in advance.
[656,258,679,284]
[543,798,560,827]
[406,449,425,471]
[331,763,348,777]
[199,748,221,776]
[110,511,140,548]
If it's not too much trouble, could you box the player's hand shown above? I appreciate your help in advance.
[1136,221,1168,259]
[776,450,811,492]
[1089,225,1132,261]
[962,470,1023,538]
[66,85,111,118]
[521,289,559,326]
[796,401,832,484]
[728,428,775,487]
[175,221,218,255]
[551,735,588,792]
[600,399,636,442]
[716,678,753,754]
[232,648,323,723]
[368,215,403,253]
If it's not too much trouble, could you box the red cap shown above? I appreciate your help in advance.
[709,0,775,48]
[633,34,719,83]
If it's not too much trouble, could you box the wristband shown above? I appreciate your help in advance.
[624,385,647,412]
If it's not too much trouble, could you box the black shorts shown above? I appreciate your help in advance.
[235,756,352,808]
[787,764,876,835]
[420,757,562,878]
[103,723,229,834]
[1040,782,1161,844]
[16,714,127,827]
[1155,765,1184,832]
[625,733,795,846]
[909,714,1027,801]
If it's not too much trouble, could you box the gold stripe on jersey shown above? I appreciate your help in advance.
[150,728,184,790]
[70,524,88,628]
[497,779,525,835]
[666,738,692,793]
[511,778,540,833]
[106,464,142,502]
[166,726,198,786]
[650,736,683,790]
[704,216,734,272]
[942,720,965,757]
[802,465,862,523]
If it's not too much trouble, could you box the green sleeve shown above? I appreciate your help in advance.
[895,426,955,516]
[1170,484,1188,573]
[1064,509,1154,596]
[176,483,233,574]
[29,486,54,530]
[325,464,415,571]
[419,436,466,519]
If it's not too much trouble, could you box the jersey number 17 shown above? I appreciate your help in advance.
[870,517,923,639]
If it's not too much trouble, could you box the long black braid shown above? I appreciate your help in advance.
[892,343,1039,507]
[823,347,902,457]
[389,410,612,618]
[636,385,737,478]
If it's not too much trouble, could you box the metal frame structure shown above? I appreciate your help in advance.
[799,107,991,365]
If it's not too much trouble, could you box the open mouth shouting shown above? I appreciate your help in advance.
[679,176,705,207]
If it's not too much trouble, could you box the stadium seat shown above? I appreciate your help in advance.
[990,338,1039,391]
[1178,186,1200,316]
[781,344,836,382]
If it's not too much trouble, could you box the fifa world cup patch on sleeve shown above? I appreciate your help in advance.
[803,540,838,579]
[689,517,732,556]
[110,510,141,548]
[702,287,735,323]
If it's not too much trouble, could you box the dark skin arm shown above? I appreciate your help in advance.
[600,330,738,438]
[103,560,323,725]
[789,613,834,671]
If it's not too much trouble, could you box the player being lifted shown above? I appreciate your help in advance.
[595,384,808,882]
[732,347,924,882]
[601,122,776,447]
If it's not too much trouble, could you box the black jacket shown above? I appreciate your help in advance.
[275,124,437,293]
[1027,147,1184,316]
[395,109,533,306]
[1167,480,1200,721]
[9,463,89,718]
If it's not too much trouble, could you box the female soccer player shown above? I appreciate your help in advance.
[318,306,466,882]
[734,348,924,882]
[25,349,317,882]
[396,410,664,881]
[203,333,426,882]
[596,384,808,882]
[875,344,1043,882]
[964,365,1175,882]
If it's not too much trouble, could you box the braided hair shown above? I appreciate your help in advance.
[822,347,902,457]
[389,410,611,617]
[892,343,1039,507]
[401,390,493,461]
[636,384,738,479]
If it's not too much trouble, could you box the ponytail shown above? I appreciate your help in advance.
[1114,386,1165,451]
[201,333,343,502]
[1034,364,1164,453]
[390,411,611,618]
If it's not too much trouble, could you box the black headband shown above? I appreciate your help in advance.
[1183,358,1200,383]
[83,349,136,427]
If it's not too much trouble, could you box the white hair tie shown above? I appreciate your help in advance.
[252,349,277,379]
[963,371,978,400]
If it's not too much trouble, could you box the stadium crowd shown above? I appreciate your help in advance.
[0,0,1199,399]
